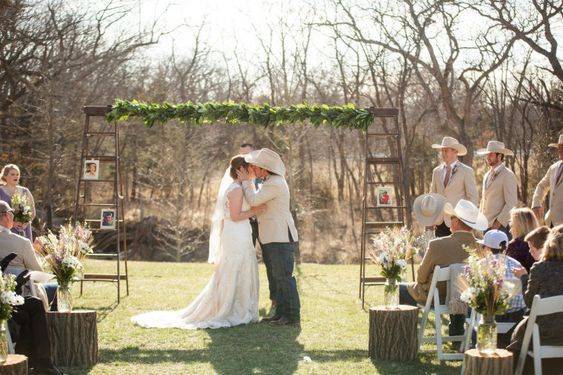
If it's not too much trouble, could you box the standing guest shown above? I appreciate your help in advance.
[477,141,518,238]
[505,208,539,272]
[507,227,563,373]
[400,199,487,337]
[476,230,526,348]
[0,164,36,241]
[429,137,478,237]
[532,134,563,227]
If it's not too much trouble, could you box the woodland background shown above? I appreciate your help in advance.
[1,0,561,263]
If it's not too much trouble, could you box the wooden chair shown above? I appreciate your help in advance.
[418,265,466,361]
[515,294,563,375]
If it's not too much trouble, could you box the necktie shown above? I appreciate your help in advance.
[556,163,563,186]
[444,165,452,187]
[486,170,496,189]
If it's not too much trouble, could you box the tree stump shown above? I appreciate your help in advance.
[368,305,418,361]
[463,349,513,375]
[0,354,28,375]
[46,310,98,367]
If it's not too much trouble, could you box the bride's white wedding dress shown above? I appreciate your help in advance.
[131,181,259,329]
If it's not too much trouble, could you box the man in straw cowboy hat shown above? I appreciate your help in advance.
[429,136,478,237]
[401,198,487,336]
[238,148,300,325]
[477,140,518,237]
[532,134,563,227]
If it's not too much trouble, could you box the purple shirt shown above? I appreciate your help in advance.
[506,237,535,272]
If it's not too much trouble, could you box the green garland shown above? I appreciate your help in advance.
[106,99,374,130]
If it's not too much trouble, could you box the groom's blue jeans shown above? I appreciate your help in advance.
[263,242,300,321]
[261,245,277,302]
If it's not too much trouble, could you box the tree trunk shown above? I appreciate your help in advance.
[46,310,98,367]
[463,348,513,375]
[0,354,28,375]
[368,305,418,361]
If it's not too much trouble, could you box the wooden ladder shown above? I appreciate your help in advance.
[359,107,413,310]
[73,105,129,303]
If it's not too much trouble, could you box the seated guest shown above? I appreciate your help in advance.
[0,201,56,310]
[401,199,487,336]
[506,208,538,272]
[525,226,550,263]
[477,230,526,347]
[1,258,60,374]
[507,227,563,372]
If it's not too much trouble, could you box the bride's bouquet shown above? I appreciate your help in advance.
[11,192,32,223]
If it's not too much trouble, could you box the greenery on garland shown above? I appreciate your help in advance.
[106,99,374,130]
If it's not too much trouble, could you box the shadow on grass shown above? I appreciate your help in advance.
[370,354,460,375]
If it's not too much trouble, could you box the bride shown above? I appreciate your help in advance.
[132,156,265,329]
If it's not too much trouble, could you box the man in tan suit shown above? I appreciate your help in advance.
[430,137,478,237]
[401,199,486,336]
[240,148,300,325]
[532,135,563,227]
[477,141,518,237]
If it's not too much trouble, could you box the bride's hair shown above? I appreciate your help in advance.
[230,155,249,179]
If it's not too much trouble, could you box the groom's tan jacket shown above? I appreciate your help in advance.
[242,175,298,244]
[430,161,479,207]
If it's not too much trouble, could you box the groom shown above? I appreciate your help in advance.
[239,148,300,326]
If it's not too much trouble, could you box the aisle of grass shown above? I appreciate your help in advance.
[69,260,461,374]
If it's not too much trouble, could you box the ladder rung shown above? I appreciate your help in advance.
[78,203,117,207]
[366,157,400,164]
[87,253,119,259]
[84,155,118,161]
[80,179,115,183]
[86,219,123,223]
[367,133,399,136]
[362,276,386,283]
[366,181,398,185]
[80,273,127,282]
[86,132,115,136]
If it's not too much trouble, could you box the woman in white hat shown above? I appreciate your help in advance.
[532,134,563,227]
[477,141,518,237]
[429,137,478,238]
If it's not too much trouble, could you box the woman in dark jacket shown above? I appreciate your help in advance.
[508,226,563,373]
[506,208,538,272]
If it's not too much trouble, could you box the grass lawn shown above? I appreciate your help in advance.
[66,260,462,374]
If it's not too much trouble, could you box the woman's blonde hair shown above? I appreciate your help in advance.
[510,207,539,239]
[0,164,20,186]
[541,225,563,261]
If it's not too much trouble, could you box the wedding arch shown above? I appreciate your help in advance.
[75,100,411,306]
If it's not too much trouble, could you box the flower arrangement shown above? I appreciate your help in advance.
[11,192,32,223]
[35,223,93,285]
[370,226,414,281]
[460,251,516,317]
[0,274,24,321]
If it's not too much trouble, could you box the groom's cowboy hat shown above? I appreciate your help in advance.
[548,134,563,148]
[443,199,488,231]
[413,193,447,227]
[244,148,286,176]
[476,140,514,156]
[431,136,467,156]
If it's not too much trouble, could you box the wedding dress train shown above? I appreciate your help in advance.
[131,182,259,329]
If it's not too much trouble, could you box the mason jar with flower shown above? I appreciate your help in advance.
[0,274,24,363]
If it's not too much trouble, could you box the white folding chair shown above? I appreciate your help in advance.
[417,265,466,361]
[463,308,516,351]
[515,295,563,375]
